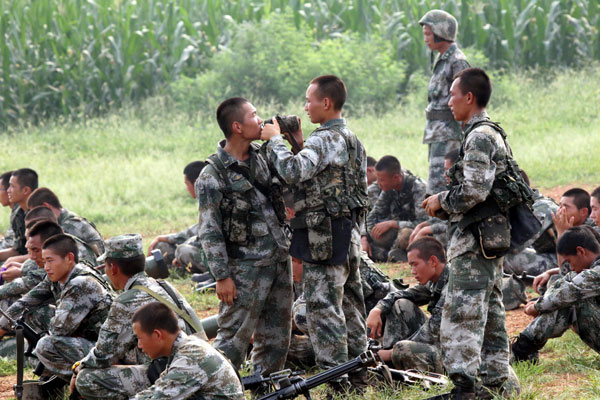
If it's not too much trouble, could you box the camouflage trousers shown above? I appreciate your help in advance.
[503,248,557,276]
[381,298,428,349]
[303,230,368,370]
[440,252,509,390]
[286,334,315,369]
[0,303,54,362]
[427,139,461,195]
[155,240,207,274]
[214,259,292,376]
[521,297,600,353]
[36,335,95,379]
[76,364,150,400]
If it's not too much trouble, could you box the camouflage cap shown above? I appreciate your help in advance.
[97,233,143,263]
[419,10,458,42]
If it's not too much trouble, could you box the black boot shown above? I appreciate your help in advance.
[511,334,543,363]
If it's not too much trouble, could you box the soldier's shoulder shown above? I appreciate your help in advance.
[450,46,469,63]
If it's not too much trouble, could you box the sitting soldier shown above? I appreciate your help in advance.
[147,161,208,275]
[129,302,244,400]
[74,234,207,400]
[365,156,428,262]
[512,226,600,362]
[366,156,380,208]
[0,171,15,251]
[591,186,600,227]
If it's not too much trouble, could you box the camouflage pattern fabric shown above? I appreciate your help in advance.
[132,332,245,400]
[286,334,315,369]
[392,340,443,373]
[0,227,14,250]
[503,248,557,276]
[501,274,527,310]
[419,10,458,42]
[174,240,208,274]
[381,298,428,349]
[9,204,26,255]
[165,223,198,246]
[427,139,461,195]
[367,182,381,210]
[0,258,46,300]
[154,241,177,267]
[429,218,449,248]
[37,335,96,378]
[59,208,104,255]
[76,364,149,400]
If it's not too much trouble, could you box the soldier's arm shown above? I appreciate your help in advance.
[0,277,28,300]
[374,284,433,315]
[366,191,391,233]
[0,277,53,330]
[165,223,198,246]
[534,268,600,313]
[196,170,230,281]
[51,277,103,337]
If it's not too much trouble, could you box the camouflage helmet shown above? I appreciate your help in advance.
[419,10,458,42]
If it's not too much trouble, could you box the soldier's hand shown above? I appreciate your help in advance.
[216,277,237,305]
[260,117,281,140]
[147,235,168,256]
[411,225,433,244]
[422,195,441,217]
[366,308,383,339]
[1,265,21,282]
[372,221,396,240]
[533,270,554,294]
[70,372,77,393]
[361,236,372,257]
[552,209,574,237]
[288,117,304,152]
[524,301,539,317]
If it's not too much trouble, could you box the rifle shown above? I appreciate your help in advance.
[368,364,449,389]
[258,350,377,400]
[242,366,305,392]
[0,308,44,357]
[504,272,537,285]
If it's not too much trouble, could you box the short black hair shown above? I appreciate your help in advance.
[106,255,146,277]
[216,97,250,139]
[28,187,62,209]
[42,233,79,263]
[590,186,600,203]
[375,155,401,176]
[444,149,460,164]
[366,156,377,167]
[562,188,590,213]
[453,68,492,108]
[0,171,14,189]
[557,226,600,256]
[407,237,447,264]
[132,302,180,335]
[11,168,39,191]
[25,206,58,227]
[29,220,64,244]
[183,161,206,184]
[310,75,347,111]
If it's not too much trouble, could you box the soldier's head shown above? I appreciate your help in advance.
[216,97,262,141]
[98,234,145,290]
[132,302,181,359]
[375,156,403,191]
[27,187,62,218]
[419,10,457,51]
[590,187,600,227]
[559,188,590,226]
[449,68,492,123]
[42,234,79,283]
[443,149,460,184]
[183,161,206,199]
[366,156,378,185]
[557,226,600,273]
[28,221,64,268]
[305,75,346,124]
[407,237,446,285]
[0,170,14,207]
[8,168,38,208]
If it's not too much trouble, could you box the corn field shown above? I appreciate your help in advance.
[0,0,598,126]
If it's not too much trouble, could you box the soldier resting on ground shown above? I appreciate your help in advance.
[0,171,15,251]
[128,302,244,400]
[147,161,209,275]
[366,156,380,209]
[364,155,428,262]
[591,186,600,227]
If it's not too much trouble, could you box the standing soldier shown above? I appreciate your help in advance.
[419,10,470,195]
[261,75,369,393]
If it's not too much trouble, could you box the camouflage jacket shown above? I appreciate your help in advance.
[366,170,428,233]
[132,332,245,400]
[367,182,382,210]
[9,205,26,255]
[535,256,600,314]
[0,226,15,250]
[197,142,289,281]
[410,269,449,346]
[80,272,200,369]
[0,263,113,341]
[439,111,510,260]
[59,208,105,256]
[0,259,46,300]
[375,266,448,318]
[166,223,198,246]
[424,43,470,144]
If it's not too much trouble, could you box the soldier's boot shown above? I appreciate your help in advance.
[510,334,543,364]
[191,272,211,282]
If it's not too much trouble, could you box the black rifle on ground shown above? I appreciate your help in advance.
[0,308,44,357]
[258,351,378,400]
[242,367,305,392]
[368,364,449,389]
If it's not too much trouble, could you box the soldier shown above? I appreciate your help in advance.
[27,187,104,257]
[130,302,244,400]
[365,156,428,262]
[260,75,369,392]
[196,98,292,379]
[512,226,600,362]
[0,168,38,264]
[419,10,470,196]
[553,188,595,236]
[366,156,381,208]
[74,234,206,400]
[0,171,15,250]
[590,187,600,226]
[147,161,209,275]
[0,234,113,384]
[422,68,513,399]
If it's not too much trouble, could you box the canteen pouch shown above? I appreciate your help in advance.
[474,214,511,259]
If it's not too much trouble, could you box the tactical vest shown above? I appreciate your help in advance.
[291,123,368,225]
[206,143,286,248]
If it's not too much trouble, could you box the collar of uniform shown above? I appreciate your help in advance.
[58,208,69,225]
[216,139,255,169]
[592,255,600,269]
[60,263,83,288]
[169,331,188,360]
[320,118,346,129]
[463,111,490,133]
[434,43,457,68]
[124,271,147,291]
[433,265,449,292]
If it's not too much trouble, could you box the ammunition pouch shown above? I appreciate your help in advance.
[147,356,169,384]
[426,109,455,121]
[458,198,510,259]
[289,213,352,265]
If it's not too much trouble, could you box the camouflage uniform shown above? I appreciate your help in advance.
[437,111,510,391]
[0,227,14,250]
[265,118,368,375]
[423,42,469,195]
[367,182,381,209]
[520,256,600,353]
[59,208,104,256]
[366,169,428,261]
[197,141,292,376]
[0,263,113,378]
[9,204,26,255]
[132,332,244,400]
[155,224,208,274]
